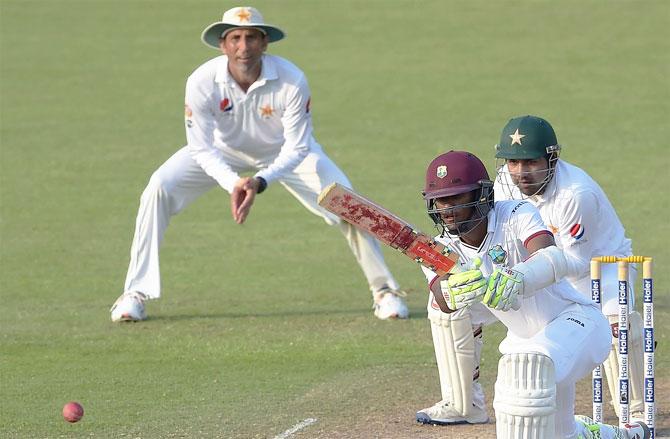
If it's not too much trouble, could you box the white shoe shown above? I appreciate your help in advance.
[629,411,646,425]
[110,291,147,322]
[622,422,650,439]
[373,288,409,320]
[416,399,489,425]
[575,415,650,439]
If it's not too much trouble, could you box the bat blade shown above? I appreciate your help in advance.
[318,183,459,276]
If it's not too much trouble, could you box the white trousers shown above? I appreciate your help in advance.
[124,146,398,298]
[499,303,611,439]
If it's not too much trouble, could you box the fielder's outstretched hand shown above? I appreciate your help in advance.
[230,177,260,224]
[482,268,522,311]
[440,258,487,310]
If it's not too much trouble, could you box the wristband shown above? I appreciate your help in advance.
[255,176,267,194]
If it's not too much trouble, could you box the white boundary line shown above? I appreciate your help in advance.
[273,418,318,439]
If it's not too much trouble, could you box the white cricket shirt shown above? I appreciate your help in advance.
[422,200,593,339]
[495,160,632,294]
[184,54,317,192]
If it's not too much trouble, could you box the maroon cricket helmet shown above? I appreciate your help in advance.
[423,151,491,200]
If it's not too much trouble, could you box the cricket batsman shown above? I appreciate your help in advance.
[493,115,645,422]
[415,150,649,438]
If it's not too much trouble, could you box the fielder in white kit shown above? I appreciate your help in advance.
[414,151,648,438]
[493,115,645,422]
[110,6,408,322]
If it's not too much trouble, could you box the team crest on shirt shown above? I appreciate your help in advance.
[219,98,233,113]
[259,104,274,118]
[487,244,507,265]
[436,165,448,179]
[570,223,585,239]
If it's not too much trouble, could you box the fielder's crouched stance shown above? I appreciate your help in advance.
[110,6,408,322]
[415,151,649,439]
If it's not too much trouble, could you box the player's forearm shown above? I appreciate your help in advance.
[560,244,591,281]
[188,146,240,193]
[255,139,310,184]
[257,86,313,184]
[513,245,571,296]
[184,87,241,192]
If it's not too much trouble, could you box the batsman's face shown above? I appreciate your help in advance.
[434,191,477,233]
[506,158,550,196]
[219,28,268,74]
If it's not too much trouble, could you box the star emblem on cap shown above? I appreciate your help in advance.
[236,8,252,22]
[509,128,525,146]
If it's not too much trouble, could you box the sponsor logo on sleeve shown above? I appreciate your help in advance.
[184,104,193,128]
[569,223,585,239]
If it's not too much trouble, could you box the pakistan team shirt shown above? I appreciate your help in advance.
[184,54,316,192]
[495,160,632,294]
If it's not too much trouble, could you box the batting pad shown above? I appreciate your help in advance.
[494,352,557,439]
[603,311,645,416]
[429,307,475,416]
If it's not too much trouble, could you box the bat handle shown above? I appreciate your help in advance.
[448,256,481,275]
[466,257,482,271]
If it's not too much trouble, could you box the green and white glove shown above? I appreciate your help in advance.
[482,267,523,311]
[441,258,487,310]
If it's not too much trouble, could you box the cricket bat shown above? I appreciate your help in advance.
[317,183,460,278]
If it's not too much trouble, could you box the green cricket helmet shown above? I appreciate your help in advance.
[495,115,561,198]
[495,115,560,159]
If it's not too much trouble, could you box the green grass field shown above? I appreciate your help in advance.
[1,1,668,437]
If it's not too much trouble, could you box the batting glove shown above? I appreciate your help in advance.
[441,258,487,310]
[482,267,523,311]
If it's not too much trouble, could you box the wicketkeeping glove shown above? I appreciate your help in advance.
[441,258,487,310]
[482,267,523,311]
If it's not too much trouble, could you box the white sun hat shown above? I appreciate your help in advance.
[201,6,285,49]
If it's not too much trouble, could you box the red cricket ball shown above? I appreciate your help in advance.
[62,401,84,423]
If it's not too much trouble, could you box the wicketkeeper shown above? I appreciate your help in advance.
[494,115,646,422]
[415,151,648,438]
